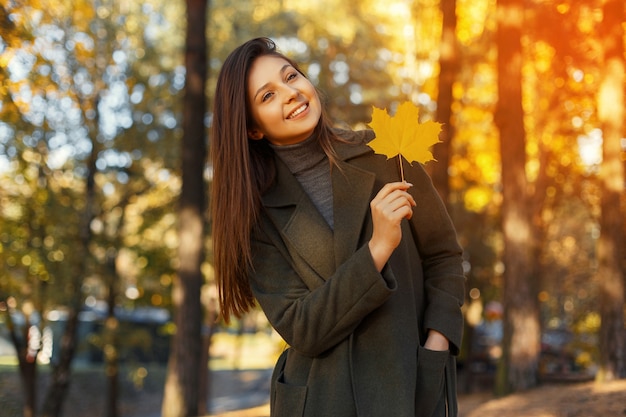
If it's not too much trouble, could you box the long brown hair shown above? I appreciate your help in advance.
[211,37,341,322]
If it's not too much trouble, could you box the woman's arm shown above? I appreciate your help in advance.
[249,182,416,357]
[368,182,416,271]
[404,162,465,354]
[250,224,397,357]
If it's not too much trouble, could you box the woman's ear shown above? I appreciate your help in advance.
[247,128,264,140]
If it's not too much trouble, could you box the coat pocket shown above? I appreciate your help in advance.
[271,349,308,417]
[415,345,449,417]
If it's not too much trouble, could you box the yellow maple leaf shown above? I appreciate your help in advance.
[367,101,441,180]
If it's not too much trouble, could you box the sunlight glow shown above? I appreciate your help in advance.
[577,129,603,170]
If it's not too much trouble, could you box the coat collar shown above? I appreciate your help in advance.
[261,131,376,279]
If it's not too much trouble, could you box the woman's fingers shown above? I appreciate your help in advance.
[370,182,416,220]
[371,181,413,201]
[368,182,416,271]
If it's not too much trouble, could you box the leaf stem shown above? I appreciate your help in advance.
[398,155,405,182]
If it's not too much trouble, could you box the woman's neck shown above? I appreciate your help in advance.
[271,135,334,228]
[270,135,325,175]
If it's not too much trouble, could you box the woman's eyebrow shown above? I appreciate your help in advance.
[253,64,292,100]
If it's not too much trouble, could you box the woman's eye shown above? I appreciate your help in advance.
[286,72,298,81]
[261,91,274,102]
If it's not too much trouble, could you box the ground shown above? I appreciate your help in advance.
[457,380,626,417]
[214,379,626,417]
[3,365,626,417]
[2,332,625,416]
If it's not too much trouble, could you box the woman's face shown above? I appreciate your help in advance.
[247,55,322,146]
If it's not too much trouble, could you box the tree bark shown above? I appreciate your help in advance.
[4,309,38,417]
[104,252,120,417]
[596,0,625,382]
[430,0,459,204]
[161,0,208,415]
[493,0,540,394]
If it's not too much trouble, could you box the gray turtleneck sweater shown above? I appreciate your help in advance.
[271,136,334,229]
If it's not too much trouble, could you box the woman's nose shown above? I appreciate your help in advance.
[282,84,299,102]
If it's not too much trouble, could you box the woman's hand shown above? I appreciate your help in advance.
[368,181,416,271]
[424,329,450,351]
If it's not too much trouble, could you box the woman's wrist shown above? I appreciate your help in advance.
[424,329,449,351]
[368,239,393,272]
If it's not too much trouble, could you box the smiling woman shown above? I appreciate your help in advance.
[210,37,465,417]
[246,55,322,146]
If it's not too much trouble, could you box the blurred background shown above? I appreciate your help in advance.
[0,0,624,416]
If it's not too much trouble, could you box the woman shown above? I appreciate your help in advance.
[211,37,465,417]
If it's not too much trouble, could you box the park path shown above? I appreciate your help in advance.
[207,372,626,417]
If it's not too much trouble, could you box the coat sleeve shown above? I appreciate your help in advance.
[404,161,466,355]
[249,221,397,357]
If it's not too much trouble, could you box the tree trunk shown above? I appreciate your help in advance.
[4,309,38,417]
[198,308,218,415]
[40,307,81,417]
[5,140,52,417]
[596,0,625,382]
[19,360,38,417]
[105,252,120,417]
[161,0,208,415]
[429,0,459,204]
[40,95,98,417]
[493,0,540,394]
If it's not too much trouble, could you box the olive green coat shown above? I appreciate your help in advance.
[249,129,465,417]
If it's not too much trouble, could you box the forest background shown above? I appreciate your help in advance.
[0,0,624,416]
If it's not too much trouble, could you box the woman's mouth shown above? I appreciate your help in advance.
[287,103,308,119]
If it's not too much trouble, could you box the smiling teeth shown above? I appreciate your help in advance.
[288,104,307,119]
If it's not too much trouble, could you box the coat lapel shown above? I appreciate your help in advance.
[332,160,376,267]
[261,137,376,280]
[262,157,336,279]
[332,133,377,266]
